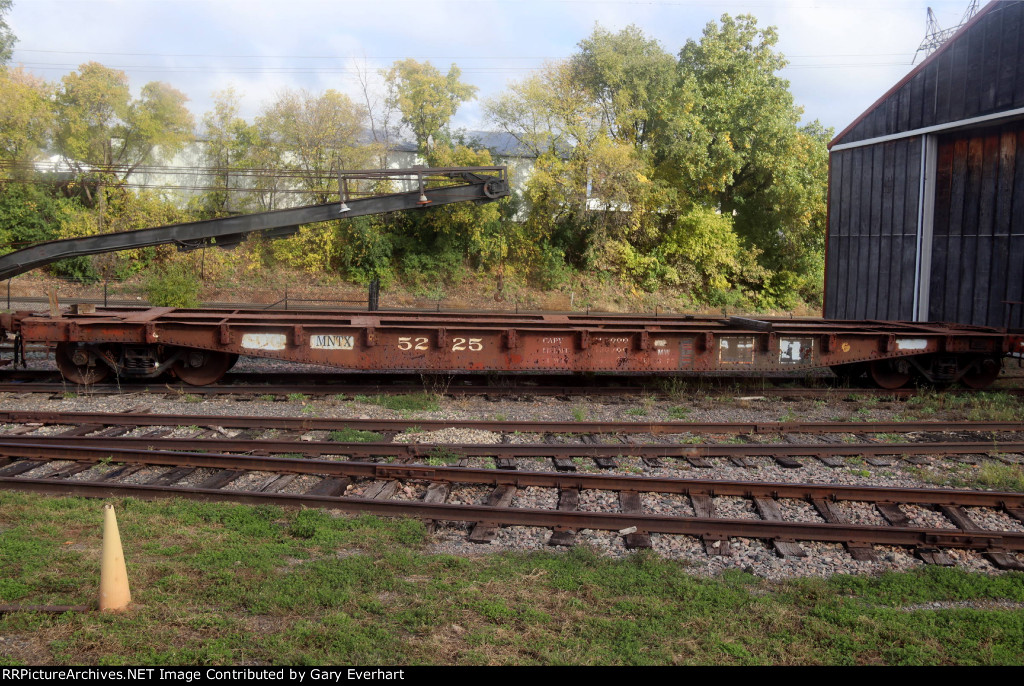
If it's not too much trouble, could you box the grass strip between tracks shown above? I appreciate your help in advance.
[2,492,1023,666]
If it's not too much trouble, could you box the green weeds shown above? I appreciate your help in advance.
[328,428,384,443]
[3,494,1024,665]
[353,393,440,413]
[424,446,461,466]
[901,391,1024,422]
[667,406,691,420]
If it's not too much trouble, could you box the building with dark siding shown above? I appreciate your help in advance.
[825,0,1024,328]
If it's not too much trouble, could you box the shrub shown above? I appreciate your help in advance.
[143,262,202,307]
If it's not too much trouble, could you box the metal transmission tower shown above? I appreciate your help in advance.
[913,1,979,63]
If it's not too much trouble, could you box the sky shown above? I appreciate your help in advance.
[4,0,986,138]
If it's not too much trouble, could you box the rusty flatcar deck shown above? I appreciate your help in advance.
[1,307,1020,388]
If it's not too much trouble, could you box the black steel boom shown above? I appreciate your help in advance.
[0,167,509,282]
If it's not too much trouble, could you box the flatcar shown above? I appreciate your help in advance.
[1,306,1019,389]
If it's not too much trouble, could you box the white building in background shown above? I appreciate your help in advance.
[118,131,540,213]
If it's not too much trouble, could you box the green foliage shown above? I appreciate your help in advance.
[354,393,440,413]
[0,67,52,167]
[328,428,384,443]
[484,18,830,309]
[678,15,831,306]
[188,88,262,218]
[0,16,830,313]
[0,179,68,255]
[333,216,395,285]
[0,0,15,65]
[54,62,194,180]
[50,256,99,283]
[384,59,477,153]
[533,243,574,289]
[256,88,375,205]
[425,446,461,466]
[143,262,202,308]
[54,185,190,279]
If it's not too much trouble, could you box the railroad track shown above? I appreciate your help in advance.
[1,434,1022,470]
[2,370,1022,398]
[1,411,1022,471]
[2,442,1023,570]
[2,409,1023,435]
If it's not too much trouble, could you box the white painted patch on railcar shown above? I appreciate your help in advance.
[241,333,287,350]
[779,337,814,364]
[653,339,667,348]
[896,338,928,350]
[310,334,355,350]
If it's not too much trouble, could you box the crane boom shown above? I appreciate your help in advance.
[0,166,509,282]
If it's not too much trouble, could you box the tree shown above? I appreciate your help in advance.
[572,25,677,153]
[0,0,16,65]
[487,38,678,282]
[0,66,52,172]
[678,14,832,307]
[255,88,374,205]
[383,59,477,154]
[486,59,600,268]
[193,88,261,217]
[53,62,195,182]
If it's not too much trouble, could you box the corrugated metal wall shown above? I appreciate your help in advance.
[930,122,1024,328]
[838,1,1024,145]
[825,138,921,320]
[825,1,1024,328]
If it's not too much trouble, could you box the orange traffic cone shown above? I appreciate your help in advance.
[99,504,131,611]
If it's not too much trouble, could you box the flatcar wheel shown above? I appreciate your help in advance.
[961,356,1001,390]
[54,343,111,385]
[868,358,912,390]
[172,349,232,386]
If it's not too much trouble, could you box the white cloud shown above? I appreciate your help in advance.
[7,0,970,133]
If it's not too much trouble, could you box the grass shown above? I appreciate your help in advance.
[424,446,462,466]
[286,393,308,403]
[353,393,440,413]
[899,391,1024,422]
[906,463,1024,493]
[666,406,690,421]
[874,433,906,442]
[328,428,384,443]
[2,493,1024,665]
[779,408,799,423]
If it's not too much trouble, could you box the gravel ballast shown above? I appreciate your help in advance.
[2,378,1023,580]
